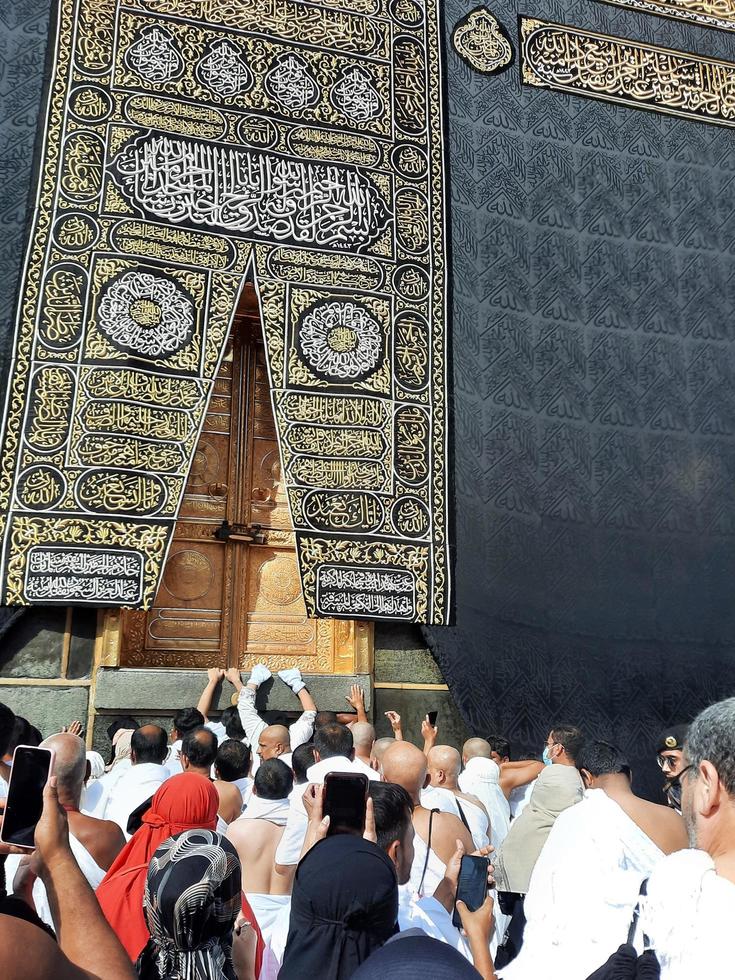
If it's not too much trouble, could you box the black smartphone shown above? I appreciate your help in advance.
[452,854,489,929]
[323,772,369,836]
[427,711,438,726]
[0,745,55,849]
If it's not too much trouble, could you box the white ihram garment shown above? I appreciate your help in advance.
[103,762,169,837]
[458,757,510,848]
[638,848,735,979]
[501,789,666,980]
[82,759,131,818]
[397,885,472,960]
[408,822,447,899]
[33,834,107,929]
[421,786,489,850]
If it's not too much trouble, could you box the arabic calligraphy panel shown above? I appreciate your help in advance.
[521,19,735,129]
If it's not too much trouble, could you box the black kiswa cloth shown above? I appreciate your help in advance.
[279,834,399,980]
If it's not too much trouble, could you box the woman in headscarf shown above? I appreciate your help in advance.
[279,834,399,980]
[494,764,584,894]
[107,727,134,772]
[351,933,483,978]
[96,772,219,961]
[137,829,242,980]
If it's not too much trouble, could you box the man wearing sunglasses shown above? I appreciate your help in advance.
[655,724,688,778]
[655,724,689,811]
[639,699,735,977]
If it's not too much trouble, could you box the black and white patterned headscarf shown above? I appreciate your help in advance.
[137,829,242,980]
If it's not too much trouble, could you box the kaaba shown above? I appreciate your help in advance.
[0,0,734,800]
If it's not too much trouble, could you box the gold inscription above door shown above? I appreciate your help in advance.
[114,286,372,674]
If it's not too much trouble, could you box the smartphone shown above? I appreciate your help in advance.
[0,745,55,849]
[427,711,438,727]
[452,854,489,929]
[323,772,369,836]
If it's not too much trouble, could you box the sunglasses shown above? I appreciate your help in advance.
[666,764,693,810]
[657,753,681,771]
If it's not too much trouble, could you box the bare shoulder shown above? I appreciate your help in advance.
[627,796,688,853]
[216,780,242,802]
[434,809,474,850]
[644,798,688,852]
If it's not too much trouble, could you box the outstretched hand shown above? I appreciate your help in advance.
[384,710,403,737]
[61,720,83,737]
[421,716,438,747]
[225,668,242,687]
[345,684,365,710]
[207,667,225,684]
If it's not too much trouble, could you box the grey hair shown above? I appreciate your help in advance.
[685,698,735,796]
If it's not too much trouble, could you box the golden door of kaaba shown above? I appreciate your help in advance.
[109,285,371,674]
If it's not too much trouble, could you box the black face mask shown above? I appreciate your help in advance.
[665,764,693,810]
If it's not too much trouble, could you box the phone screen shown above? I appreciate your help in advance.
[1,746,54,849]
[452,854,489,929]
[427,711,438,726]
[323,772,368,836]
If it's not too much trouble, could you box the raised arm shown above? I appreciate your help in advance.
[196,667,224,723]
[384,711,404,741]
[421,715,438,756]
[457,895,498,980]
[345,684,369,724]
[22,779,135,979]
[279,667,317,747]
[237,664,271,748]
[499,760,544,798]
[225,667,244,693]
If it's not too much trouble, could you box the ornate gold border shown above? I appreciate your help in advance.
[597,0,735,33]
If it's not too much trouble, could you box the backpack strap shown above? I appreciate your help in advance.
[418,808,439,896]
[455,798,472,836]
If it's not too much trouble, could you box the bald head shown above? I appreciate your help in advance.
[370,737,395,770]
[382,741,428,804]
[462,737,493,766]
[257,724,291,761]
[427,745,461,789]
[351,722,376,756]
[41,733,86,803]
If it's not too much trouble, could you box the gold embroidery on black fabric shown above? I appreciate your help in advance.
[597,0,735,33]
[521,19,735,129]
[0,0,451,623]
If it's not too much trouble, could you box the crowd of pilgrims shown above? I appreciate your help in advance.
[0,662,733,979]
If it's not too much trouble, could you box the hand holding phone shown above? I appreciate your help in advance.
[427,710,438,727]
[323,772,368,836]
[0,745,55,849]
[452,854,490,929]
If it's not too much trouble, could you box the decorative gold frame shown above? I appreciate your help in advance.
[98,607,373,675]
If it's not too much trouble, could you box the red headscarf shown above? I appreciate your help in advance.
[96,772,218,961]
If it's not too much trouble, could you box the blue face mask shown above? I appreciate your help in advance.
[542,746,553,766]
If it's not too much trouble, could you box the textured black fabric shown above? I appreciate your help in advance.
[0,0,53,631]
[0,0,52,390]
[424,0,735,802]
